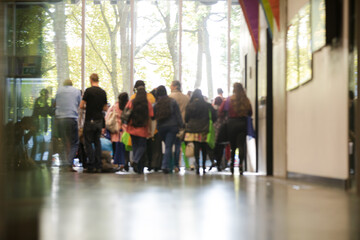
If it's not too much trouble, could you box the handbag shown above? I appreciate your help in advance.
[120,131,132,151]
[206,109,215,149]
[185,142,194,158]
[120,107,132,124]
[105,107,119,133]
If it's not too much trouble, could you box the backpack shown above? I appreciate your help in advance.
[105,107,119,133]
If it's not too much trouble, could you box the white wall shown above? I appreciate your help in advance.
[286,0,349,179]
[272,0,287,178]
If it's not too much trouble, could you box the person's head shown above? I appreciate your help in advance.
[134,80,145,92]
[118,92,129,111]
[231,82,251,116]
[170,80,181,92]
[156,85,167,98]
[40,88,49,98]
[217,88,223,95]
[190,89,204,103]
[214,96,223,106]
[90,73,99,85]
[187,90,192,98]
[233,82,245,96]
[63,79,73,86]
[132,87,149,127]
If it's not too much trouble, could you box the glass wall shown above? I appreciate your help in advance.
[134,0,179,92]
[3,0,246,165]
[182,0,227,100]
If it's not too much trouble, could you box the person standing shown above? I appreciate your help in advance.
[154,85,183,173]
[31,88,52,162]
[218,82,252,175]
[125,87,154,174]
[80,73,108,173]
[105,92,129,171]
[130,80,156,170]
[184,89,217,175]
[169,80,189,172]
[54,79,81,171]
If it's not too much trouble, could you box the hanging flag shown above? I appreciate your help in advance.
[239,0,259,51]
[259,0,280,33]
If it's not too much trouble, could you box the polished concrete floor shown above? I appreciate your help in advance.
[1,166,360,240]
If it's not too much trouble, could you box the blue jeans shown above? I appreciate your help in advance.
[55,118,79,166]
[130,135,147,164]
[158,126,178,170]
[112,142,125,165]
[84,120,103,169]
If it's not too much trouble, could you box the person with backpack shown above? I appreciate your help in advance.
[124,87,154,174]
[105,92,129,171]
[153,85,183,174]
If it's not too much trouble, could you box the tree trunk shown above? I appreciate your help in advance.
[204,24,213,100]
[119,3,131,94]
[53,2,69,87]
[195,24,203,89]
[110,32,119,99]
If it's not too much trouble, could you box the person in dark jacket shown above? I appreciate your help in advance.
[153,85,183,173]
[184,89,217,175]
[218,82,252,175]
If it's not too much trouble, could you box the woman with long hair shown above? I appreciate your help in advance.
[125,87,153,174]
[154,85,183,173]
[105,92,129,171]
[218,82,252,175]
[184,89,217,175]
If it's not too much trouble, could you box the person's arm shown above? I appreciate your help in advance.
[103,104,108,111]
[80,100,86,110]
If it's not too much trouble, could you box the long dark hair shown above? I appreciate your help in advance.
[189,89,204,103]
[231,83,251,116]
[131,88,149,127]
[118,92,129,111]
[155,85,171,121]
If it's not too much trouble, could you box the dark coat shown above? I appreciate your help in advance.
[185,99,217,133]
[154,98,183,130]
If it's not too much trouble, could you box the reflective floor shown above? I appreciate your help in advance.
[2,167,360,240]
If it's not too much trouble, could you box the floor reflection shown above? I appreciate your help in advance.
[2,167,360,240]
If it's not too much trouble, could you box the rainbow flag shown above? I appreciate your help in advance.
[259,0,280,33]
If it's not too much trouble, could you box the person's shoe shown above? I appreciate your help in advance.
[133,162,139,173]
[174,167,180,173]
[196,168,200,175]
[239,165,243,175]
[83,168,95,173]
[124,164,129,172]
[217,166,222,172]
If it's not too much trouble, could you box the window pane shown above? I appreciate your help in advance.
[182,0,227,100]
[85,0,131,103]
[311,0,326,52]
[230,2,243,92]
[286,15,299,91]
[298,4,312,85]
[134,0,179,91]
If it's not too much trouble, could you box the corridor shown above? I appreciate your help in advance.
[2,167,360,240]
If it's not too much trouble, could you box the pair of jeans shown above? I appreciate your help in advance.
[158,126,178,170]
[84,119,103,170]
[112,142,125,165]
[55,118,79,166]
[130,135,147,164]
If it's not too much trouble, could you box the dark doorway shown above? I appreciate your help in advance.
[266,29,273,176]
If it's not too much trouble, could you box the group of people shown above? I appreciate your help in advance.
[24,73,253,175]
